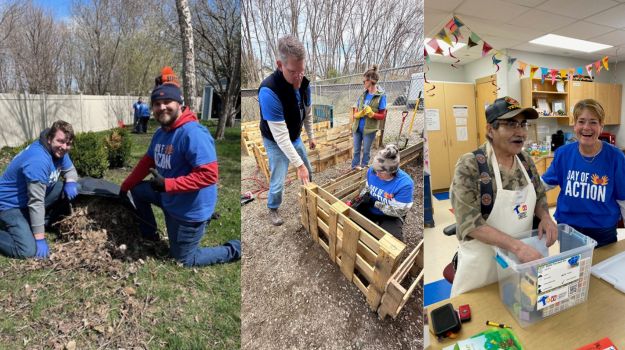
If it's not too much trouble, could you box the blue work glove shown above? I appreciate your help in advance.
[149,168,166,192]
[35,238,49,259]
[64,181,78,200]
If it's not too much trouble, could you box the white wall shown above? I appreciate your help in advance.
[426,62,468,82]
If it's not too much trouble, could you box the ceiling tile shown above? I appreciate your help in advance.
[502,0,547,6]
[508,9,576,32]
[586,4,625,28]
[456,0,531,23]
[461,15,543,41]
[538,0,618,19]
[590,30,625,46]
[425,8,453,36]
[553,21,615,40]
[424,0,465,12]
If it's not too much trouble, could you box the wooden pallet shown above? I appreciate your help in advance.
[377,241,424,319]
[300,183,406,310]
[301,141,425,318]
[251,124,353,183]
[241,121,331,156]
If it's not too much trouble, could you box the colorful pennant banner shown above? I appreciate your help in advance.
[427,15,611,84]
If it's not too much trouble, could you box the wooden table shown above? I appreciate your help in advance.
[427,239,625,349]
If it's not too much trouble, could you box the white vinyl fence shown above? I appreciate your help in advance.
[0,93,202,148]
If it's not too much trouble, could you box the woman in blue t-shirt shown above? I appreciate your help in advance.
[351,65,387,170]
[352,144,414,241]
[542,99,625,247]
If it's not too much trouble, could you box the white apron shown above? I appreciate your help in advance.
[450,143,536,297]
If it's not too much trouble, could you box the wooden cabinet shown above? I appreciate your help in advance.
[595,83,622,125]
[567,81,595,125]
[533,156,559,207]
[425,82,478,191]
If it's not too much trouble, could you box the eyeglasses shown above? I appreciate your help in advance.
[497,120,530,130]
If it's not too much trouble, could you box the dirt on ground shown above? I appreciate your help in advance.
[241,145,424,350]
[0,197,168,349]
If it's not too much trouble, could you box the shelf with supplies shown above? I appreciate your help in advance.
[521,77,569,119]
[522,77,622,126]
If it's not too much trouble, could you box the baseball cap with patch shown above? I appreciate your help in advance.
[486,96,538,123]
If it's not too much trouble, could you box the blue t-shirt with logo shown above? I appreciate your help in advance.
[0,140,73,210]
[357,93,387,133]
[542,141,625,228]
[365,167,414,216]
[147,122,217,222]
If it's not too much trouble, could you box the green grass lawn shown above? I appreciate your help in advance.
[0,121,241,349]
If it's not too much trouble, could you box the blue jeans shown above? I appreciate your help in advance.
[130,182,241,267]
[351,130,376,168]
[0,181,65,258]
[263,137,313,209]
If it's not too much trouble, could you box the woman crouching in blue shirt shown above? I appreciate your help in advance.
[353,144,414,241]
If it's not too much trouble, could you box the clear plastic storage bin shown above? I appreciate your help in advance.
[495,224,597,328]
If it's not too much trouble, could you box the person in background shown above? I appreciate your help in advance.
[351,65,386,170]
[138,99,151,133]
[258,35,315,226]
[450,96,557,296]
[132,97,144,133]
[352,144,414,241]
[0,120,79,259]
[542,99,625,247]
[120,69,240,267]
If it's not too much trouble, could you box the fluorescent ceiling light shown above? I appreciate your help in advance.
[529,34,612,53]
[425,38,466,56]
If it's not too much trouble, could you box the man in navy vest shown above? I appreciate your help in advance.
[258,35,315,226]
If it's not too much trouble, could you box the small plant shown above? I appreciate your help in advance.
[71,132,109,178]
[105,128,132,168]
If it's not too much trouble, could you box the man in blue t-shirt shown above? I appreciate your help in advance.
[137,101,151,133]
[132,97,144,133]
[258,35,315,226]
[120,71,240,267]
[0,120,79,259]
[352,144,414,240]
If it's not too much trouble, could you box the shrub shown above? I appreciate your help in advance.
[105,127,132,168]
[71,132,109,178]
[199,119,219,128]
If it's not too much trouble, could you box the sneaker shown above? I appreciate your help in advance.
[353,166,362,171]
[268,208,284,226]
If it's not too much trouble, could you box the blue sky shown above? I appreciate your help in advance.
[33,0,74,20]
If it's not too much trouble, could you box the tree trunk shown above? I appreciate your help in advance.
[214,106,228,139]
[175,0,197,111]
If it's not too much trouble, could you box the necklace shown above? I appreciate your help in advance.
[579,143,602,163]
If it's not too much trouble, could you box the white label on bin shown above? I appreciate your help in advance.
[536,254,581,294]
[536,285,569,310]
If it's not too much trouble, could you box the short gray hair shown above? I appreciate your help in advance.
[278,35,306,62]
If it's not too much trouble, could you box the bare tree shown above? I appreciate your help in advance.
[8,2,64,94]
[193,0,240,139]
[241,0,420,86]
[175,0,197,111]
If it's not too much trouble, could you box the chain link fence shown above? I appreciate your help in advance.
[241,64,424,147]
